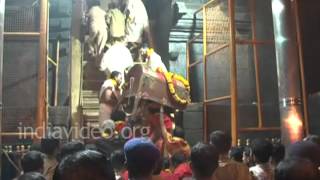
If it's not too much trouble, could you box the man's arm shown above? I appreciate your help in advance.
[103,88,114,101]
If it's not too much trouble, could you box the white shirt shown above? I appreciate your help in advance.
[125,0,149,43]
[249,163,274,180]
[146,51,168,72]
[99,42,134,73]
[99,79,115,98]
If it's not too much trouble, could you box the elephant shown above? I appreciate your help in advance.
[142,0,182,69]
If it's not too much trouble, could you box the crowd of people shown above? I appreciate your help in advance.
[2,130,320,180]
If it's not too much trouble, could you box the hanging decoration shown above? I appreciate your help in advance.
[157,67,191,105]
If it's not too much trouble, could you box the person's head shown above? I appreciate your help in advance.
[272,143,285,166]
[59,141,85,161]
[173,126,185,139]
[111,111,126,122]
[85,143,98,151]
[110,150,126,172]
[110,71,122,85]
[209,130,231,154]
[287,141,320,167]
[124,138,160,179]
[100,119,116,139]
[41,137,60,157]
[94,138,120,158]
[21,151,44,173]
[251,139,273,164]
[275,158,319,180]
[303,134,320,145]
[2,152,19,179]
[18,172,46,180]
[190,143,219,179]
[229,147,243,163]
[140,47,156,60]
[55,150,115,180]
[242,146,253,165]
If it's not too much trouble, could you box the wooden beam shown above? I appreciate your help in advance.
[4,32,40,36]
[228,0,238,146]
[239,127,280,132]
[249,0,263,128]
[36,0,48,139]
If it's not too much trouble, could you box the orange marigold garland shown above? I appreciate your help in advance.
[157,67,191,105]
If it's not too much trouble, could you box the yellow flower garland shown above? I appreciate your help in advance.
[111,79,117,86]
[157,68,191,105]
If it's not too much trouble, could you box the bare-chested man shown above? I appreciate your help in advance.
[99,71,122,124]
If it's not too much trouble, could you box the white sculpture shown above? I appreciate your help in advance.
[87,6,108,58]
[99,42,134,75]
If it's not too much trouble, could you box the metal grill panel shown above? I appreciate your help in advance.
[2,40,39,132]
[205,1,230,51]
[4,1,39,32]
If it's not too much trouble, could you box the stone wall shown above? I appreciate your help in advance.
[48,0,73,106]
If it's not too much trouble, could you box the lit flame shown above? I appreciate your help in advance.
[284,108,303,142]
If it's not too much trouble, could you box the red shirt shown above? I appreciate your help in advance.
[173,163,193,180]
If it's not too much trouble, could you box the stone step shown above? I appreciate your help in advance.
[83,109,99,116]
[84,118,99,123]
[82,90,99,95]
[82,105,99,110]
[82,99,99,105]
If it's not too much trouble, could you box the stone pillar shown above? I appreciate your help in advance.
[70,0,85,140]
[271,0,304,146]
